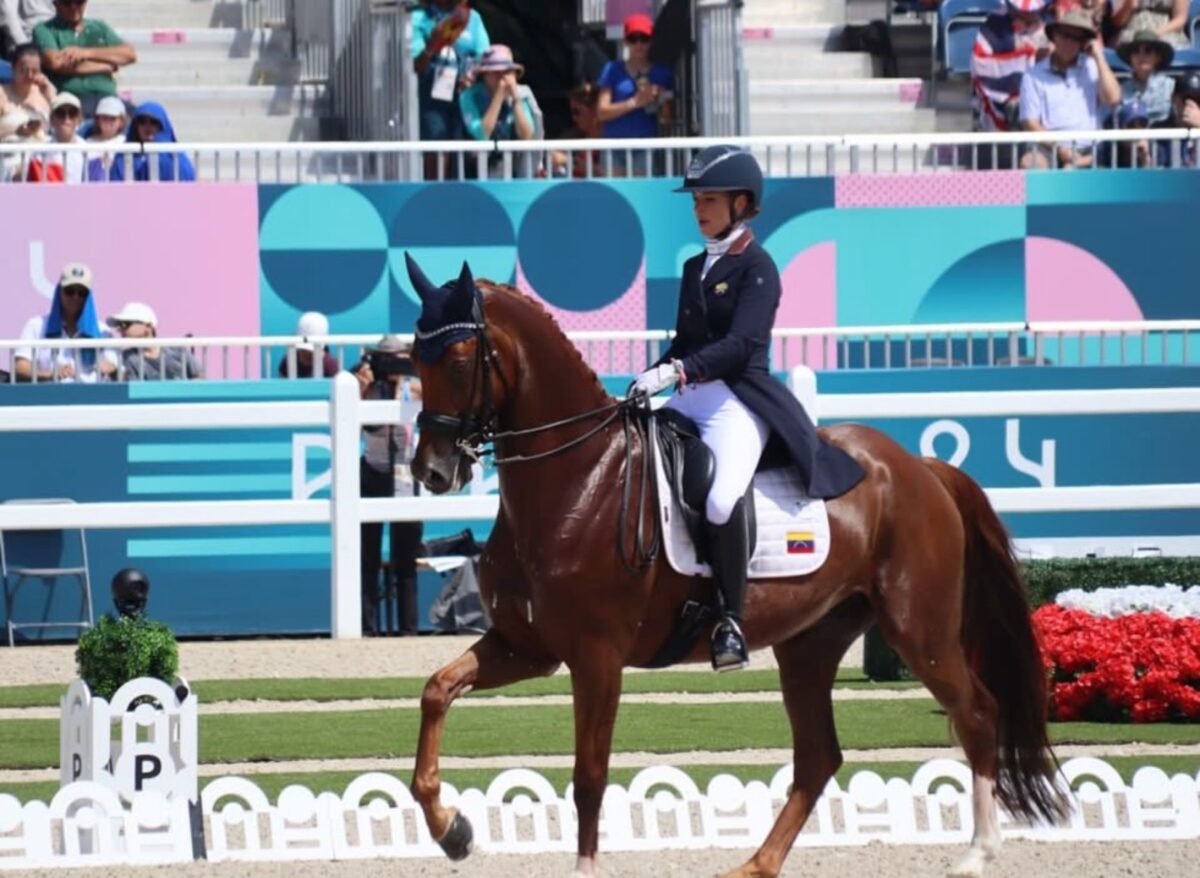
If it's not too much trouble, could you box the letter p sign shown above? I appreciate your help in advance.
[135,754,162,791]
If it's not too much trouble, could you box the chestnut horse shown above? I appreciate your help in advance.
[405,263,1064,878]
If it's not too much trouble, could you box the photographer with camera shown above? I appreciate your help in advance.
[353,335,423,637]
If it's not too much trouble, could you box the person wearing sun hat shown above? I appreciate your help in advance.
[971,0,1051,134]
[1019,6,1121,168]
[1116,30,1175,123]
[13,262,118,382]
[107,302,204,381]
[457,43,542,171]
[1112,0,1189,49]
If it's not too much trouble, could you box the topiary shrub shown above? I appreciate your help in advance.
[75,614,179,701]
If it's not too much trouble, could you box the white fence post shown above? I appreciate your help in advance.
[790,366,819,424]
[330,372,362,639]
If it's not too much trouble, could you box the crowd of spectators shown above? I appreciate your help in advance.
[1,0,196,183]
[970,0,1200,168]
[11,261,205,383]
[410,2,675,179]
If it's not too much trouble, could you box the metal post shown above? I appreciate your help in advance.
[330,371,362,639]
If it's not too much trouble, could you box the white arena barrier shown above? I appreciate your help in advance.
[0,758,1196,868]
[3,371,1200,637]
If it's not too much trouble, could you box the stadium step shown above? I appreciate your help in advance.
[89,0,253,30]
[749,106,939,136]
[750,77,925,112]
[111,85,327,142]
[743,0,847,26]
[117,29,298,87]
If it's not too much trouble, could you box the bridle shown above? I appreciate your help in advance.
[413,290,659,570]
[414,291,634,467]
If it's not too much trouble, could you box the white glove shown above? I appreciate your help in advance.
[629,361,682,398]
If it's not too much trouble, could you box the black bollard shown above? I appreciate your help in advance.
[111,568,151,618]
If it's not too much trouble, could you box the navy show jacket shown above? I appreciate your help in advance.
[656,230,865,500]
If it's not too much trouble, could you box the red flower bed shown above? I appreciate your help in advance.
[1033,605,1200,722]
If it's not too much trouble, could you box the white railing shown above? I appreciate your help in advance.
[6,758,1198,867]
[1,129,1196,183]
[4,320,1200,383]
[2,370,1200,639]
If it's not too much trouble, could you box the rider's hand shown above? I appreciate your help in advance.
[629,361,682,399]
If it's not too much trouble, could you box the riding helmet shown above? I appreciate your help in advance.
[674,145,764,211]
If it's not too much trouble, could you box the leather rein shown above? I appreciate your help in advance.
[413,296,660,572]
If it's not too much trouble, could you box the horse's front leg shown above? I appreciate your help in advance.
[568,648,624,877]
[412,628,560,859]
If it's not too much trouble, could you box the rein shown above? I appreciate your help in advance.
[415,294,660,572]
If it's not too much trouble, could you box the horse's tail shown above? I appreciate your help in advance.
[925,458,1067,824]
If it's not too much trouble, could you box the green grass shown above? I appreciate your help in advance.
[0,668,919,709]
[4,755,1197,806]
[4,698,1200,771]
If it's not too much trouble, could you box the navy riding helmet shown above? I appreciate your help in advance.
[674,145,764,213]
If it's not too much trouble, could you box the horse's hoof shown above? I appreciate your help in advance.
[947,847,987,878]
[437,810,474,861]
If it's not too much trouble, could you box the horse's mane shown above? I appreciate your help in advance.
[476,280,610,403]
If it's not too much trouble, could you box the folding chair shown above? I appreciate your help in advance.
[2,499,94,647]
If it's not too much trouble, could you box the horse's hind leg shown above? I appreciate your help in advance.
[882,596,1001,877]
[411,628,560,859]
[720,598,870,878]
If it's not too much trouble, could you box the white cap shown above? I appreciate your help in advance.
[50,92,82,113]
[295,311,328,351]
[95,96,126,119]
[107,302,158,328]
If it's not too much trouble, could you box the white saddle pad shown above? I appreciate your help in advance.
[655,448,832,580]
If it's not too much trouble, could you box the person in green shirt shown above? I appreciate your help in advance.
[32,0,135,116]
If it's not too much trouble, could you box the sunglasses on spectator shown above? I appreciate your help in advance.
[52,107,80,118]
[110,320,146,330]
[57,0,86,6]
[625,34,651,44]
[61,286,89,298]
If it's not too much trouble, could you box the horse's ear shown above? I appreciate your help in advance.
[404,252,438,303]
[447,261,480,317]
[456,261,475,294]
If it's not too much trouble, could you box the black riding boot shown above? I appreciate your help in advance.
[707,498,750,672]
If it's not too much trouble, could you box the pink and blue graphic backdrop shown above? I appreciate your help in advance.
[256,171,1200,364]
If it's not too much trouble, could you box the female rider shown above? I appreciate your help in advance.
[630,145,865,671]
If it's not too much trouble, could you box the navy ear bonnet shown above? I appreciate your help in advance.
[406,253,484,364]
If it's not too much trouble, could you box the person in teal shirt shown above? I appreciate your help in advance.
[411,0,490,178]
[458,45,541,177]
[32,0,135,117]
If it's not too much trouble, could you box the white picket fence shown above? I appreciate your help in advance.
[1,370,1199,638]
[1,757,1197,868]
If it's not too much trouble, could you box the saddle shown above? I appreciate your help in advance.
[641,408,831,669]
[652,407,766,564]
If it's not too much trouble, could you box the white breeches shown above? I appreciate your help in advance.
[664,380,770,525]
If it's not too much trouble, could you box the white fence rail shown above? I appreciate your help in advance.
[1,371,1199,638]
[5,320,1200,383]
[1,130,1196,183]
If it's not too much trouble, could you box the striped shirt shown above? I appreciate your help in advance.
[971,13,1046,132]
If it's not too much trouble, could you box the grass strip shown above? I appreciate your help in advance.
[4,755,1197,806]
[4,699,1200,770]
[0,669,919,709]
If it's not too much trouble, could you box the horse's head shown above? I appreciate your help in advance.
[405,253,512,495]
